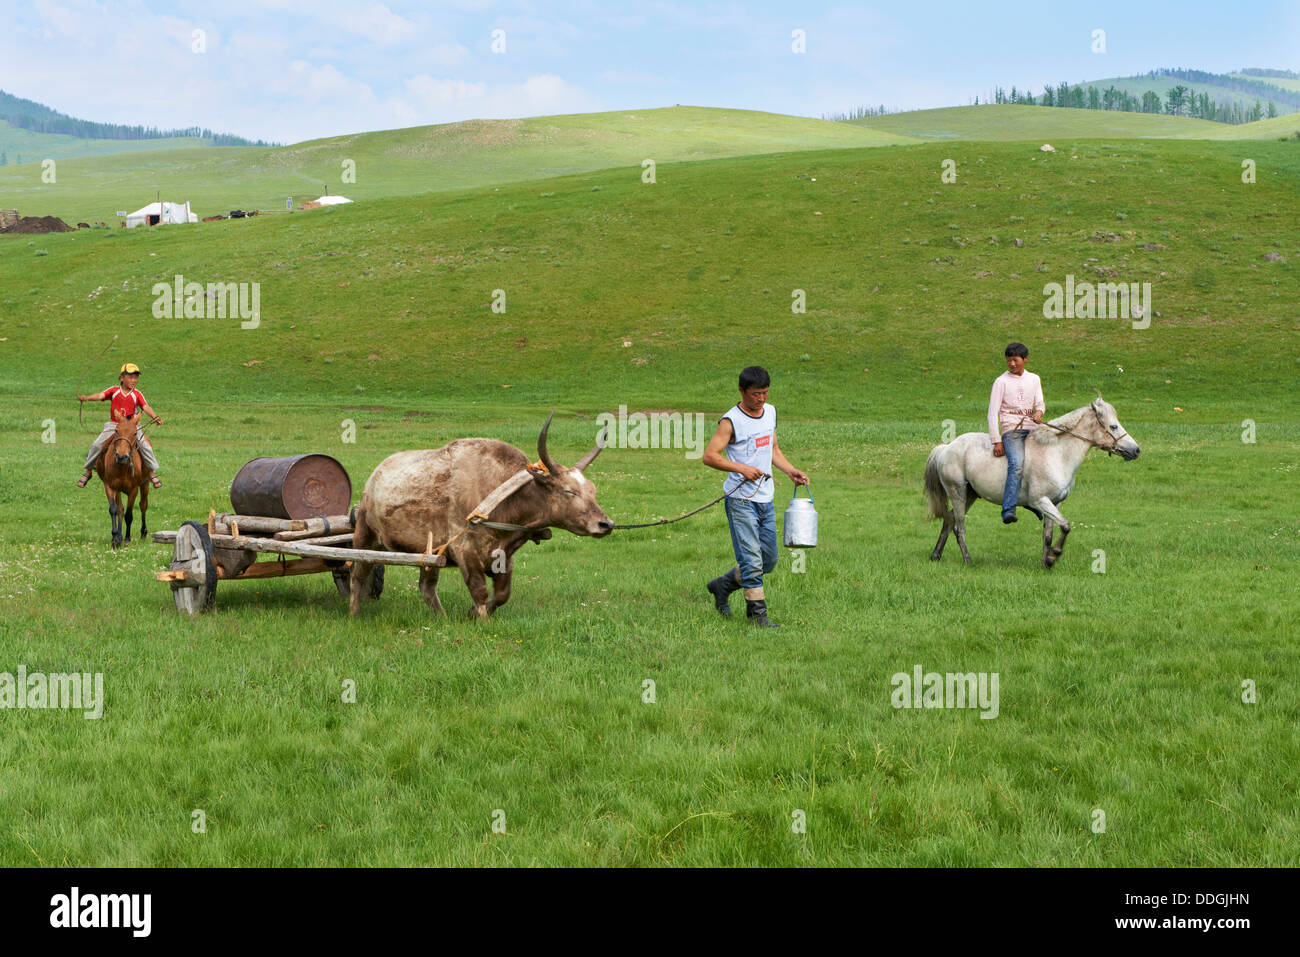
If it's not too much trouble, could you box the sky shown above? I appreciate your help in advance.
[2,0,1298,144]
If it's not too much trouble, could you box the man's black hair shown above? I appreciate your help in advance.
[1005,342,1029,359]
[739,366,770,391]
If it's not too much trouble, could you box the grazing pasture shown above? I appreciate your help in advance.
[0,132,1297,865]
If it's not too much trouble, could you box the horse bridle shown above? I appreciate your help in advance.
[1020,406,1130,456]
[109,415,145,474]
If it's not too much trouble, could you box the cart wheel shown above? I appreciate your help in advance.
[171,521,217,615]
[333,564,384,600]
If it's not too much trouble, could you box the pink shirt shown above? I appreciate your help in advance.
[988,370,1045,439]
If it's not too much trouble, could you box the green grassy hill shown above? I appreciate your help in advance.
[1233,72,1300,93]
[2,134,1297,865]
[0,106,916,224]
[0,119,213,165]
[850,104,1247,141]
[1199,113,1300,139]
[1080,74,1298,115]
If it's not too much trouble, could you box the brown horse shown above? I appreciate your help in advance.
[95,410,152,548]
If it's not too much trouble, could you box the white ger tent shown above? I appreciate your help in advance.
[125,201,198,228]
[312,195,353,206]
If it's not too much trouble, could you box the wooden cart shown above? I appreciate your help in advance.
[153,510,445,615]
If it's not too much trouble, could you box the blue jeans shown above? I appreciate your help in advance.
[1001,429,1031,515]
[724,498,778,594]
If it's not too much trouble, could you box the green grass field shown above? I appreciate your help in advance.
[0,106,915,225]
[1,131,1298,865]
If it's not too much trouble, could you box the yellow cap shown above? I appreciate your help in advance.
[120,363,141,375]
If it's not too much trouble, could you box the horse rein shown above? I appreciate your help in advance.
[1018,409,1128,456]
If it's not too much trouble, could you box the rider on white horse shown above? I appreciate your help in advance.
[988,342,1045,524]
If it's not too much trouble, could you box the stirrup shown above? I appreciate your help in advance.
[77,471,93,487]
[150,476,163,489]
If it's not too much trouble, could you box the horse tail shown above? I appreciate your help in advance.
[924,445,951,521]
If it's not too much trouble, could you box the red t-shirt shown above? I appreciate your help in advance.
[104,386,146,421]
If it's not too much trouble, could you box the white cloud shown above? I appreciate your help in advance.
[329,3,416,46]
[405,74,488,104]
[32,0,79,37]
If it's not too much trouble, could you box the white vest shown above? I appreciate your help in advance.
[722,403,776,502]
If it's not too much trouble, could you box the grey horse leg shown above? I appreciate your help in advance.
[952,488,973,565]
[931,518,952,560]
[1034,498,1071,568]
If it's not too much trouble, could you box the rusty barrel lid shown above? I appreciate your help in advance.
[230,454,352,519]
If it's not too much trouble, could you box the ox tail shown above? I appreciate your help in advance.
[924,445,952,521]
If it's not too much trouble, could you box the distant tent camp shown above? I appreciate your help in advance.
[300,195,353,210]
[125,201,198,228]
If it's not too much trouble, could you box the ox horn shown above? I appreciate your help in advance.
[574,425,608,473]
[537,412,559,475]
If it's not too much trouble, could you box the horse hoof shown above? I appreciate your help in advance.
[930,552,941,561]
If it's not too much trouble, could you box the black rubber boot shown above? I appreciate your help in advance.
[706,570,741,616]
[746,599,780,628]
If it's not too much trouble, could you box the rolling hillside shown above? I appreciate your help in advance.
[850,104,1300,141]
[0,106,917,224]
[1078,73,1299,116]
[0,119,214,164]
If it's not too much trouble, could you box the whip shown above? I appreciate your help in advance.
[75,334,118,434]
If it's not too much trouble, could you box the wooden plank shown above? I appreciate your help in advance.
[278,533,354,547]
[214,513,308,534]
[230,556,339,579]
[211,533,445,567]
[157,556,346,582]
[271,515,354,540]
[155,531,363,551]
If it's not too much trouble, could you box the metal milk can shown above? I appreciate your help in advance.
[782,483,818,548]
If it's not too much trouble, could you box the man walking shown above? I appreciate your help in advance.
[702,366,809,628]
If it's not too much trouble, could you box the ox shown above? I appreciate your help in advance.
[350,414,613,618]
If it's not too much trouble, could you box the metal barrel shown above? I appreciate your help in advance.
[230,454,352,520]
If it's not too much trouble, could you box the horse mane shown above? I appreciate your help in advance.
[1029,405,1091,445]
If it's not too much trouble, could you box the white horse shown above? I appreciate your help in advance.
[924,397,1140,567]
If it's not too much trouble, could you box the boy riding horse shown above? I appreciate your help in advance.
[78,362,163,489]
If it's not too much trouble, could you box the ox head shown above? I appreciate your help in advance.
[1090,395,1140,461]
[529,413,614,537]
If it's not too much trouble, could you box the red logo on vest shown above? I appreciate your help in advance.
[755,435,771,448]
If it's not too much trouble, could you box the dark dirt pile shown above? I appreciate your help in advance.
[0,212,76,234]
